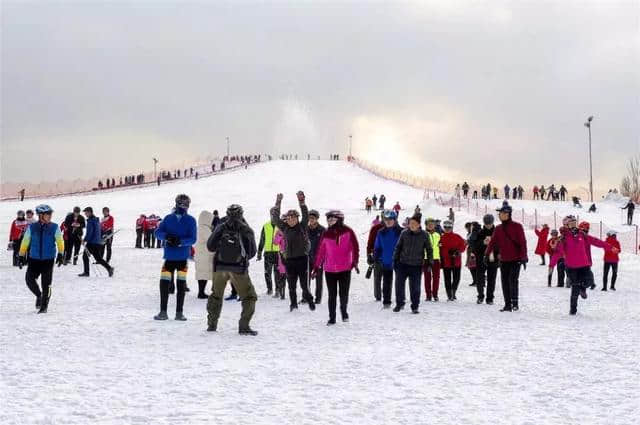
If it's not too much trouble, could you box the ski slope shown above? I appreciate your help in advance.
[1,160,638,425]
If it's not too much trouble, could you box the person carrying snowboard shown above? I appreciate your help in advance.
[153,194,197,321]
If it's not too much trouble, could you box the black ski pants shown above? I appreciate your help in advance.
[325,271,351,321]
[284,256,313,307]
[26,258,54,307]
[500,261,521,309]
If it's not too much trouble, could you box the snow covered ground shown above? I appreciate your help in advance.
[1,161,638,425]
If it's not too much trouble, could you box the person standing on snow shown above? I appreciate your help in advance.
[440,220,466,301]
[621,200,635,225]
[485,203,528,312]
[546,229,566,287]
[378,194,386,210]
[18,205,65,313]
[374,210,402,308]
[78,207,114,278]
[367,212,386,302]
[312,210,359,325]
[602,230,620,291]
[211,210,221,229]
[271,191,316,312]
[393,202,401,215]
[471,214,499,304]
[392,214,433,314]
[534,224,550,265]
[550,216,615,315]
[135,214,146,248]
[423,217,441,302]
[307,209,326,304]
[100,207,114,263]
[372,194,378,209]
[8,210,29,267]
[206,204,258,335]
[195,210,214,299]
[257,207,286,297]
[153,194,197,321]
[64,206,85,265]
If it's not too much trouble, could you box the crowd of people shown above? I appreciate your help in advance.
[454,182,570,201]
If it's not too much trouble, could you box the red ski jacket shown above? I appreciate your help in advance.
[440,232,466,268]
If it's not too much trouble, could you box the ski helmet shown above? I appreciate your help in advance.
[496,204,512,214]
[35,204,53,215]
[226,204,244,219]
[442,220,453,229]
[562,215,577,226]
[325,210,344,220]
[175,194,191,209]
[550,229,559,236]
[578,221,590,232]
[308,209,320,218]
[382,210,397,220]
[606,230,617,237]
[482,214,494,225]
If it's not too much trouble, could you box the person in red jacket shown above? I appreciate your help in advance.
[135,214,146,248]
[9,210,29,266]
[100,207,114,263]
[534,224,550,265]
[393,202,401,214]
[546,229,565,287]
[366,215,386,302]
[485,203,528,312]
[602,230,621,291]
[440,220,467,301]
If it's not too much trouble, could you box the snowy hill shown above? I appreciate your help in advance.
[1,160,638,425]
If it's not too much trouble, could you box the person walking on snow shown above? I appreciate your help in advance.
[271,191,316,312]
[378,194,386,210]
[307,209,326,304]
[471,214,499,304]
[64,206,85,264]
[392,214,433,313]
[312,210,359,325]
[18,205,65,313]
[153,194,197,321]
[195,210,214,299]
[546,229,566,287]
[602,230,620,291]
[257,208,286,296]
[367,213,386,302]
[440,220,466,301]
[8,210,29,267]
[485,203,528,312]
[206,204,258,335]
[78,207,114,278]
[372,194,378,209]
[373,210,402,308]
[534,224,550,265]
[423,217,441,302]
[135,214,146,248]
[100,207,114,263]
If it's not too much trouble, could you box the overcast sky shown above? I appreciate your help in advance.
[2,0,639,189]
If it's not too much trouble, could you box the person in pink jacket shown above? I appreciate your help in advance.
[273,226,287,278]
[550,216,615,315]
[534,224,550,265]
[312,210,360,326]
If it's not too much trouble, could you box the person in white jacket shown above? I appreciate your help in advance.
[195,210,214,299]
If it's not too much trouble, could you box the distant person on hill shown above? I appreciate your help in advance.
[621,200,635,225]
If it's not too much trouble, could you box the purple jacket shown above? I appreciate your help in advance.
[313,224,359,273]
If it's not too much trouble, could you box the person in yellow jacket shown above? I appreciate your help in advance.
[256,208,286,297]
[423,217,441,301]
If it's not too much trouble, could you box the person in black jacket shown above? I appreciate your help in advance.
[392,214,433,314]
[622,200,635,225]
[271,191,316,312]
[471,214,499,304]
[206,204,258,335]
[64,206,85,265]
[307,209,326,304]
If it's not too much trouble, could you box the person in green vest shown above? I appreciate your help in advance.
[257,207,286,297]
[423,217,441,302]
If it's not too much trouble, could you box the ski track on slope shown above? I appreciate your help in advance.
[1,161,638,425]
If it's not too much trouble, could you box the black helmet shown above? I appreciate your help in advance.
[226,204,243,219]
[17,210,25,217]
[482,214,494,225]
[175,194,191,209]
[308,209,320,218]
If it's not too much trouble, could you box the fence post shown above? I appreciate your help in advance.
[522,208,525,224]
[534,209,537,227]
[636,225,638,255]
[599,221,602,239]
[485,205,488,214]
[554,211,557,229]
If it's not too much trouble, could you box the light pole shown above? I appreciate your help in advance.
[226,137,230,158]
[584,116,594,202]
[152,157,158,180]
[348,134,352,158]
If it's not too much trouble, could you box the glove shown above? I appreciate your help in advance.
[56,253,64,267]
[257,253,262,261]
[276,193,283,203]
[367,254,374,266]
[296,191,305,203]
[354,266,360,274]
[166,235,180,247]
[521,259,528,270]
[18,255,26,269]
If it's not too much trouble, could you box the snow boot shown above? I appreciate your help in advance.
[290,304,298,312]
[207,325,217,332]
[239,327,258,336]
[327,319,336,326]
[175,312,187,321]
[108,267,114,277]
[382,304,391,309]
[78,272,89,277]
[154,311,168,320]
[580,288,588,299]
[601,287,607,292]
[35,296,41,309]
[610,286,616,291]
[476,297,484,304]
[500,306,512,312]
[426,295,432,302]
[411,309,419,314]
[267,288,273,296]
[547,275,552,287]
[392,305,404,313]
[433,296,439,302]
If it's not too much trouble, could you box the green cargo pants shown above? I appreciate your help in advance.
[207,270,257,330]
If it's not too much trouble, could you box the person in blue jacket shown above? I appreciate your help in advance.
[78,207,114,278]
[19,204,65,313]
[373,210,403,308]
[154,194,197,321]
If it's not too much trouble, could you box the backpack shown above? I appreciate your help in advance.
[217,227,247,264]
